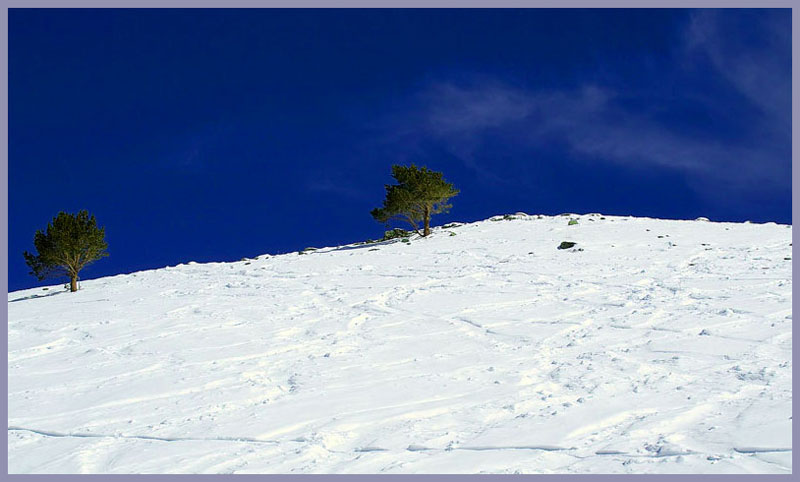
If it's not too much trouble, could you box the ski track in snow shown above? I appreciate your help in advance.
[8,214,792,474]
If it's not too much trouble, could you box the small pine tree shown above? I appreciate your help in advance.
[23,210,109,292]
[371,164,459,237]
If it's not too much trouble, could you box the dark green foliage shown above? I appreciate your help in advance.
[371,164,459,237]
[557,241,577,250]
[382,228,410,241]
[23,210,108,292]
[568,219,579,226]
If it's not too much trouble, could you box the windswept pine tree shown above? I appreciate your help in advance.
[371,164,459,237]
[23,210,109,292]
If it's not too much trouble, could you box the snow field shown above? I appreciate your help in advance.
[8,213,792,473]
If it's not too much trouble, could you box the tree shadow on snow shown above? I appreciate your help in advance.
[325,238,405,253]
[9,289,69,303]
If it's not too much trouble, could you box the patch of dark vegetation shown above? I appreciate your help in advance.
[382,228,410,241]
[491,214,519,221]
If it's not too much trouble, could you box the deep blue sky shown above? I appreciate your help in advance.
[9,9,792,291]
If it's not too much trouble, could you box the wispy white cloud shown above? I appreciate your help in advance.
[375,10,790,197]
[684,9,791,131]
[306,176,370,200]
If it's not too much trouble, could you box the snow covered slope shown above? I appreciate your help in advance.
[8,213,792,474]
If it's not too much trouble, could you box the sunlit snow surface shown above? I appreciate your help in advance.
[8,214,792,473]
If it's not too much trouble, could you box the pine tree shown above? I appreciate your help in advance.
[23,210,109,292]
[371,164,459,237]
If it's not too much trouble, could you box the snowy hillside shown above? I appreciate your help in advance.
[8,213,792,474]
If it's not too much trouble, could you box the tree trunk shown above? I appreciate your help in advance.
[423,206,431,237]
[70,275,78,292]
